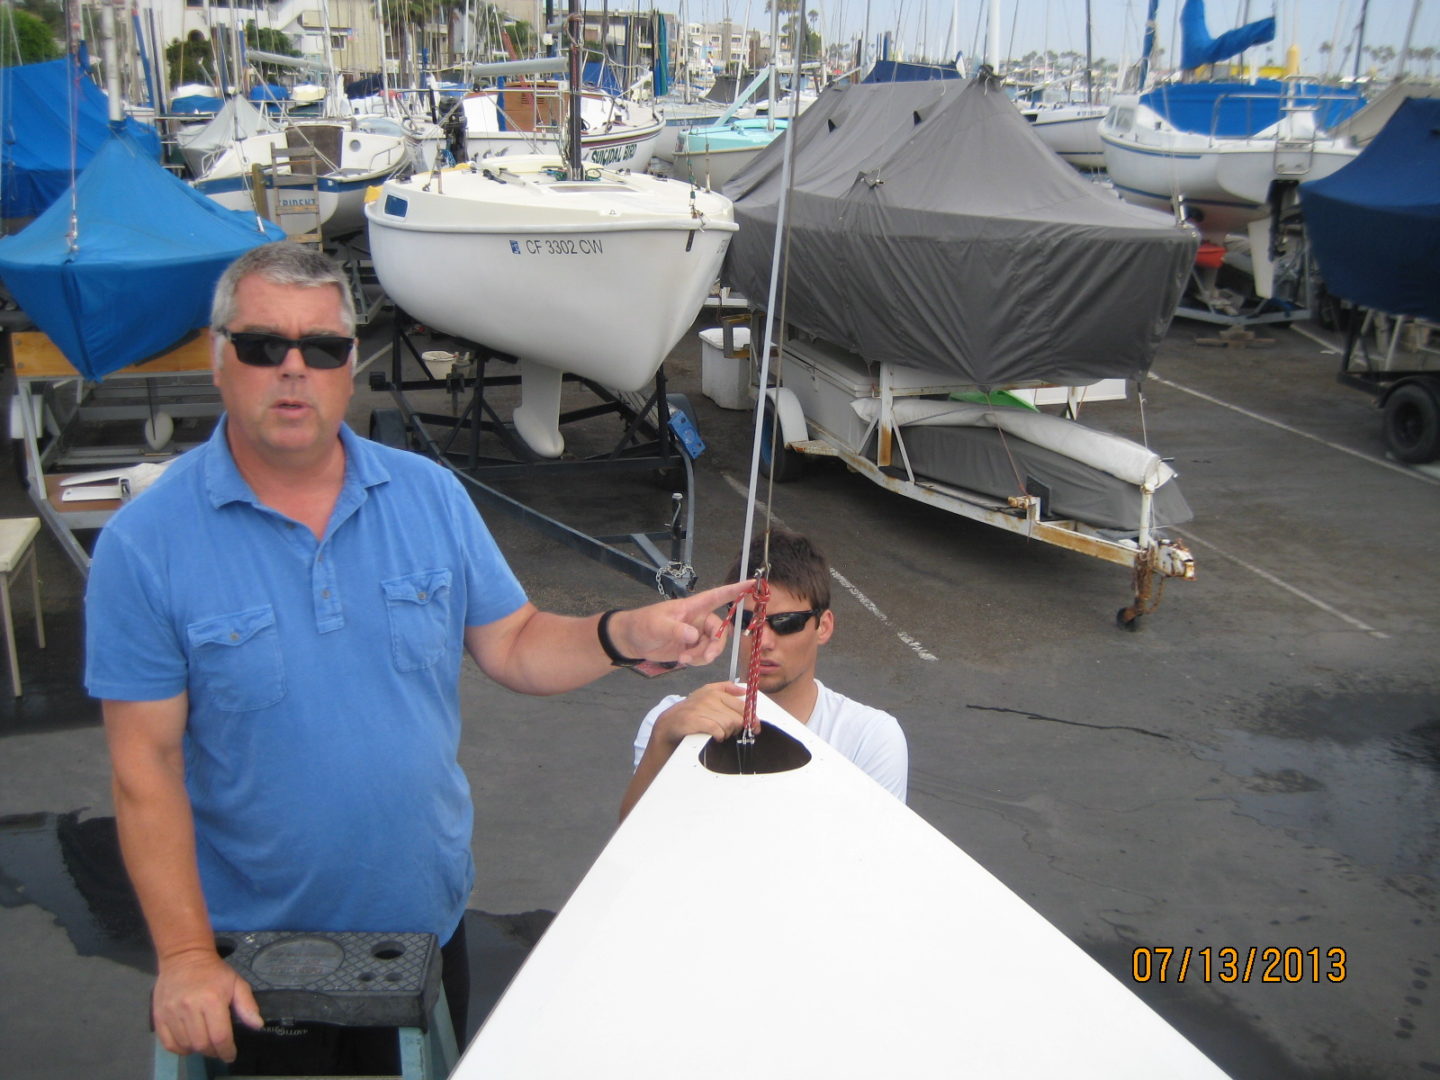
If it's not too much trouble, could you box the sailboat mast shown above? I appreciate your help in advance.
[987,0,1000,70]
[1352,0,1369,81]
[567,0,583,178]
[767,0,779,132]
[1398,0,1423,80]
[1137,0,1159,89]
[1085,0,1093,103]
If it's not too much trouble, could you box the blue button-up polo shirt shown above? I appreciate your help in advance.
[85,419,528,941]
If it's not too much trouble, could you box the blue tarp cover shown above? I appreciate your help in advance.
[1180,0,1274,70]
[1140,80,1362,137]
[171,93,224,115]
[1301,97,1440,322]
[863,60,960,83]
[581,62,622,95]
[1,59,162,219]
[0,134,284,380]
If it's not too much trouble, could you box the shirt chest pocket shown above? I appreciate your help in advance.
[382,569,453,672]
[186,606,285,712]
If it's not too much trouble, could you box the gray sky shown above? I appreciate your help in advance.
[664,1,1439,78]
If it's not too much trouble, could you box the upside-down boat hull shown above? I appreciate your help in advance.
[454,695,1230,1078]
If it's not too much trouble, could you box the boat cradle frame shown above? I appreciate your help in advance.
[369,313,701,598]
[759,330,1195,629]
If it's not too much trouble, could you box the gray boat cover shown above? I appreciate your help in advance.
[723,76,1197,387]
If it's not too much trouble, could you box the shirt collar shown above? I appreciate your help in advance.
[203,416,391,509]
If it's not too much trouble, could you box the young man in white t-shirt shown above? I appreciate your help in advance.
[621,531,908,820]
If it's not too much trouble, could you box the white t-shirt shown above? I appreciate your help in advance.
[633,679,908,801]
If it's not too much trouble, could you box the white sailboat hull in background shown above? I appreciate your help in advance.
[1026,103,1108,169]
[193,125,410,237]
[460,84,664,172]
[455,696,1230,1078]
[1100,94,1358,243]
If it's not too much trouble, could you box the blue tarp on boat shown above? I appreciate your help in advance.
[581,62,622,95]
[1,58,162,219]
[1301,97,1440,322]
[0,133,284,380]
[1140,81,1363,137]
[863,61,960,83]
[1179,0,1274,71]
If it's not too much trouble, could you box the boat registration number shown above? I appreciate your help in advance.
[509,239,605,256]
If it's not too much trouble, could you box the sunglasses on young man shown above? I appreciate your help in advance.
[735,606,823,636]
[221,329,355,370]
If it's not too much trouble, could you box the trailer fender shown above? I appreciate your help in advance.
[763,387,808,446]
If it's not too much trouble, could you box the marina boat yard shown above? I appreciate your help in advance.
[0,305,1437,1078]
[0,4,1438,1073]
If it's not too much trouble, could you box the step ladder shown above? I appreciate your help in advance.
[252,146,324,247]
[152,931,459,1080]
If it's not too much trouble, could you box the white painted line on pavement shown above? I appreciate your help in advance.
[722,474,939,661]
[1176,527,1390,640]
[1149,374,1440,487]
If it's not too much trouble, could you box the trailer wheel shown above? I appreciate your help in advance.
[1383,381,1440,464]
[369,408,410,450]
[760,397,803,482]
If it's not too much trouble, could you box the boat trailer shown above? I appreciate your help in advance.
[756,330,1196,629]
[1335,308,1440,464]
[368,314,702,598]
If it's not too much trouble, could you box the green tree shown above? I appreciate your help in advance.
[245,20,300,82]
[1,6,62,64]
[17,0,64,39]
[166,30,214,88]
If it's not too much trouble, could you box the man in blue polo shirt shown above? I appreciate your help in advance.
[85,243,750,1068]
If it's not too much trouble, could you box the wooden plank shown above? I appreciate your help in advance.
[11,331,214,379]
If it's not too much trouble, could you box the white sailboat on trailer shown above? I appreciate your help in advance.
[455,696,1231,1078]
[365,3,737,460]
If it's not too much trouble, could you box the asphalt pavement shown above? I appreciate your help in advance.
[0,308,1436,1078]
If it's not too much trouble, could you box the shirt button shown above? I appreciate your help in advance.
[322,589,331,599]
[417,591,427,601]
[230,632,239,641]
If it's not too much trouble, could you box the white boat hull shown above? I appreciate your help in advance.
[671,142,767,192]
[365,159,737,393]
[193,126,409,238]
[461,85,663,172]
[454,696,1230,1078]
[1100,96,1358,242]
[1027,104,1108,170]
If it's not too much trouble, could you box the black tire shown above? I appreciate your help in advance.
[368,408,410,450]
[1383,381,1440,464]
[760,397,804,482]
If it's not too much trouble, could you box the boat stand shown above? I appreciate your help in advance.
[6,329,219,575]
[369,315,700,598]
[327,233,387,328]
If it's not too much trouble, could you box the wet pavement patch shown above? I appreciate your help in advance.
[0,809,554,1032]
[1199,720,1440,881]
[0,810,151,971]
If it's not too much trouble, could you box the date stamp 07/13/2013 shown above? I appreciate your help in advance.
[1131,946,1348,984]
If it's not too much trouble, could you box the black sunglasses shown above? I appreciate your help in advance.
[222,329,354,370]
[736,606,822,636]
